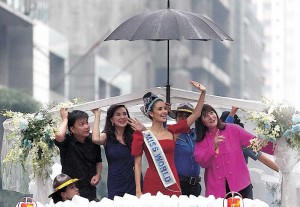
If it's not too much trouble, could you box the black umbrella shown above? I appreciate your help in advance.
[105,1,233,102]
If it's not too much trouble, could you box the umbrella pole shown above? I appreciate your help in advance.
[166,40,170,103]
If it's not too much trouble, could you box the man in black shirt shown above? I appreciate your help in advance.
[55,109,102,201]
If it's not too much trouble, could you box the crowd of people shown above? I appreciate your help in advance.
[51,80,278,204]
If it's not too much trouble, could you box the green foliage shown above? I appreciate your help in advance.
[1,110,59,177]
[1,99,84,178]
[0,88,41,113]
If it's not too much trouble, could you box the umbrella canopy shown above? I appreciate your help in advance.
[105,3,233,102]
[105,8,233,41]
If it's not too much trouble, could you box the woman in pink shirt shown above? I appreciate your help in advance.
[194,104,257,199]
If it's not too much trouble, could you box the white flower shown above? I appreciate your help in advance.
[18,119,29,130]
[35,112,45,121]
[247,98,300,151]
[268,106,275,115]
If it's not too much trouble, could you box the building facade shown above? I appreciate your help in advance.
[1,0,266,102]
[0,1,68,103]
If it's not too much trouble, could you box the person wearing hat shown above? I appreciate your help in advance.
[55,109,102,201]
[48,173,80,204]
[131,80,206,197]
[170,103,202,196]
[220,106,279,172]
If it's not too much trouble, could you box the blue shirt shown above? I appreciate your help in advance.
[174,129,200,177]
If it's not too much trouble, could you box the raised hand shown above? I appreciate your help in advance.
[60,108,68,120]
[230,106,239,116]
[185,80,206,128]
[190,80,206,92]
[214,129,225,150]
[91,108,101,116]
[165,102,172,112]
[128,117,146,131]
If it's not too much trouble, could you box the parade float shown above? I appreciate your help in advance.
[2,87,299,206]
[17,193,270,207]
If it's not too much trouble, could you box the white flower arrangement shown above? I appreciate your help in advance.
[1,99,84,177]
[246,98,300,151]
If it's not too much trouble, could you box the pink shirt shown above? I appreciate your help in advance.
[261,141,275,155]
[194,124,255,198]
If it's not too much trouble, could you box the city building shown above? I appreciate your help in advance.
[253,0,300,108]
[271,0,300,108]
[1,0,266,103]
[0,1,69,103]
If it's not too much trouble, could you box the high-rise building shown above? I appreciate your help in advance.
[231,0,265,100]
[49,0,141,100]
[0,0,68,103]
[144,0,264,100]
[253,0,300,108]
[272,0,300,107]
[1,0,266,102]
[251,0,273,98]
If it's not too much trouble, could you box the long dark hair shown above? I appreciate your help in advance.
[195,104,226,142]
[104,104,134,149]
[51,186,67,204]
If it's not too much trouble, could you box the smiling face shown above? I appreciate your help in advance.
[111,106,129,128]
[61,183,79,201]
[149,100,168,122]
[201,110,218,129]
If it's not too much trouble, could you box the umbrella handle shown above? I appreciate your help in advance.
[166,40,170,103]
[166,84,171,103]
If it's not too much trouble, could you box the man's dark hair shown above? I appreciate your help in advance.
[67,110,89,131]
[220,111,244,128]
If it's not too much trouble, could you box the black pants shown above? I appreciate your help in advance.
[225,180,253,199]
[180,180,201,196]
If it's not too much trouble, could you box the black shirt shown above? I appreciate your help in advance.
[55,133,102,201]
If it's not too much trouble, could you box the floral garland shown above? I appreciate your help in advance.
[246,98,300,151]
[1,98,83,178]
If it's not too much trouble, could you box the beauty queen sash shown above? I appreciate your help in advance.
[143,130,176,188]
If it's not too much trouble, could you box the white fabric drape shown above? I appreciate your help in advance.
[274,138,300,207]
[2,120,59,204]
[1,122,30,194]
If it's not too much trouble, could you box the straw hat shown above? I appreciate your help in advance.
[48,174,79,198]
